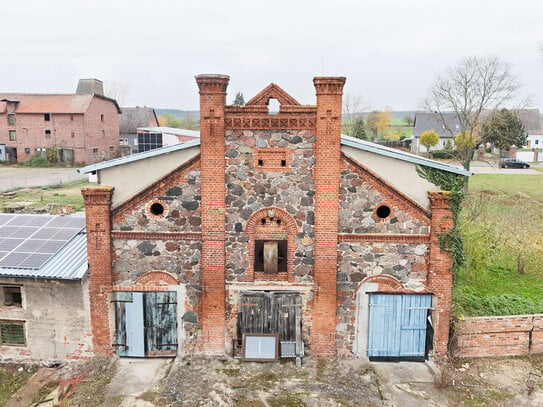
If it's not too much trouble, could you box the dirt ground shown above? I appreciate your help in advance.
[5,355,542,407]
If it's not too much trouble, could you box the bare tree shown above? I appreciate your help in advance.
[104,80,132,107]
[424,56,522,170]
[342,93,370,136]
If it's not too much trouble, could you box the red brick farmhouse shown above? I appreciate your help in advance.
[80,75,470,363]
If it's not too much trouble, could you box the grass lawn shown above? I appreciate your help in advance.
[0,180,89,213]
[454,173,543,317]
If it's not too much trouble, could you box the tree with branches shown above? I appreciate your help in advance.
[420,130,440,157]
[232,92,245,105]
[424,56,522,170]
[481,108,527,151]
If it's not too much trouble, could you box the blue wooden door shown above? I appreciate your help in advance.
[368,294,431,358]
[114,292,145,357]
[114,291,177,357]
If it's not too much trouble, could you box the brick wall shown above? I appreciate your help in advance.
[81,187,114,355]
[312,77,346,357]
[196,74,230,355]
[454,314,543,357]
[0,95,119,164]
[427,191,454,363]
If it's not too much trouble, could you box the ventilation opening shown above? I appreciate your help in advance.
[268,98,280,115]
[376,205,391,219]
[150,202,165,216]
[258,159,264,166]
[280,159,287,167]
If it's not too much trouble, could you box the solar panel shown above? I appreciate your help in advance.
[17,239,48,253]
[0,239,24,251]
[10,227,37,239]
[19,253,52,269]
[0,226,20,238]
[0,214,85,269]
[31,228,59,239]
[36,240,65,254]
[1,252,31,267]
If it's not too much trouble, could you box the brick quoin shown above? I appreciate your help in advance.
[427,191,454,363]
[196,74,230,355]
[311,77,346,358]
[81,187,114,355]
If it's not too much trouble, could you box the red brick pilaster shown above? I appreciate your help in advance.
[427,191,454,362]
[195,74,229,355]
[311,76,346,358]
[81,187,114,355]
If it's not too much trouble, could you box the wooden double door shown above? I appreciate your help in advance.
[114,291,177,357]
[237,291,302,357]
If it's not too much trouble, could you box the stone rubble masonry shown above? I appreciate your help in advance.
[339,166,429,234]
[81,187,114,355]
[427,191,454,363]
[454,314,543,357]
[196,74,230,355]
[224,129,316,283]
[311,77,346,358]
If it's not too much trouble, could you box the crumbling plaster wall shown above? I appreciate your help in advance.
[0,278,92,362]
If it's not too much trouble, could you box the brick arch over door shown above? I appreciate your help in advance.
[245,207,298,282]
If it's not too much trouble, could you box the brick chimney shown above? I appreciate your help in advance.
[195,74,230,355]
[311,76,346,357]
[76,78,104,96]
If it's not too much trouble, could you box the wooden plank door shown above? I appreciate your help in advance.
[114,291,145,357]
[399,294,432,357]
[368,294,431,358]
[144,291,178,356]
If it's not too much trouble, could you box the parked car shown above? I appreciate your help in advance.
[499,158,530,169]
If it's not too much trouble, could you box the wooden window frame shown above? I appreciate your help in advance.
[0,320,26,346]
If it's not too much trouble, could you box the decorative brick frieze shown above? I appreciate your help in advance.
[339,233,431,244]
[111,231,202,241]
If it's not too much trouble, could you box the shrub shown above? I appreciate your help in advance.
[20,156,51,167]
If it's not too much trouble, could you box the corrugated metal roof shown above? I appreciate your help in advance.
[79,133,470,176]
[0,230,88,280]
[78,138,200,173]
[341,134,472,176]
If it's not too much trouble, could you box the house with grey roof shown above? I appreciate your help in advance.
[119,107,159,153]
[0,213,92,363]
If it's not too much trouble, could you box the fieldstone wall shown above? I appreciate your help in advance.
[112,238,202,350]
[336,242,428,353]
[224,129,316,282]
[112,170,201,233]
[339,168,429,234]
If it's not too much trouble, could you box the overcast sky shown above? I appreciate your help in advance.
[1,0,542,111]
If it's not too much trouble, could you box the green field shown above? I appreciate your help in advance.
[454,173,543,317]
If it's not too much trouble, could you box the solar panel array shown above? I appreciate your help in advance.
[0,214,85,269]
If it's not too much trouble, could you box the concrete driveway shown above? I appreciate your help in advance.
[0,167,87,192]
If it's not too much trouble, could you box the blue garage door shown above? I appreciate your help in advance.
[368,294,432,358]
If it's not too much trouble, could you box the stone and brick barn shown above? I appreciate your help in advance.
[0,79,121,165]
[80,75,470,362]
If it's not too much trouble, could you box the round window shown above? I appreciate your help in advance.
[375,205,391,219]
[150,202,165,216]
